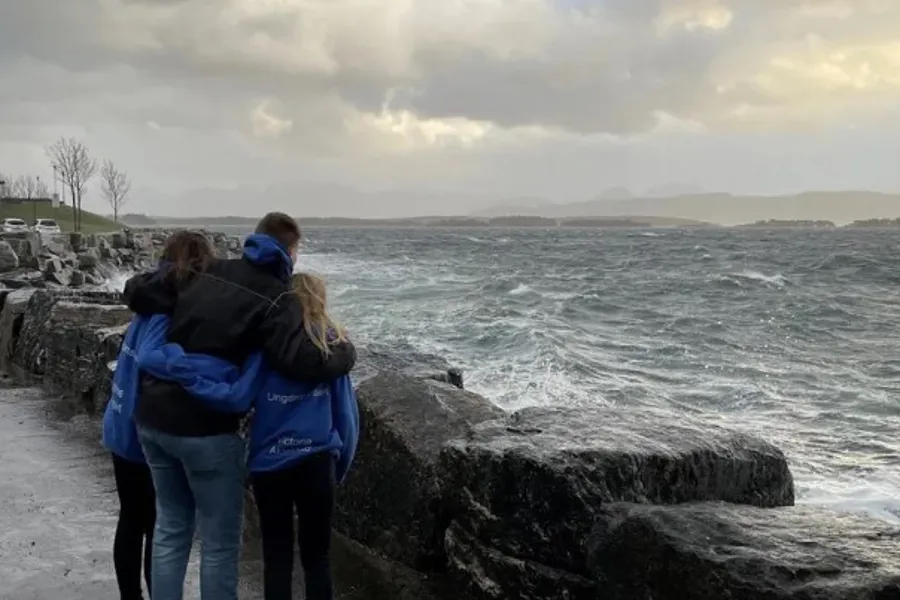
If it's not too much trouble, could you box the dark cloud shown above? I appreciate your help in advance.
[1,0,900,214]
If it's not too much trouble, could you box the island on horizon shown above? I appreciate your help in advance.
[118,213,715,229]
[118,213,900,230]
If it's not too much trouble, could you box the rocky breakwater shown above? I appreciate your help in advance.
[332,385,900,599]
[0,228,241,289]
[2,288,899,599]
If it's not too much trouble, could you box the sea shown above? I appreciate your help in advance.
[113,226,900,522]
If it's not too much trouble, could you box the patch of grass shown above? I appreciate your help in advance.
[0,203,121,233]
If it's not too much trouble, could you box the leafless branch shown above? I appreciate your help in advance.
[100,159,132,222]
[45,137,97,231]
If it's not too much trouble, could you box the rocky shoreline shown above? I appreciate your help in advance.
[0,242,898,598]
[0,228,242,290]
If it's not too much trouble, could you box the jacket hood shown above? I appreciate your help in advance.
[243,234,293,282]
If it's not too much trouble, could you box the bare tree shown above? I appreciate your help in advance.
[23,176,49,222]
[0,173,8,198]
[5,175,50,223]
[45,137,97,231]
[100,160,132,222]
[11,175,40,199]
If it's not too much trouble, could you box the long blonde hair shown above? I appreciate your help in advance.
[292,272,348,356]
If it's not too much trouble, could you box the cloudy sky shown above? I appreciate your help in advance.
[2,0,900,216]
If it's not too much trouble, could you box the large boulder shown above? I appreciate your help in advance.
[440,406,795,599]
[77,248,101,269]
[43,256,73,287]
[88,323,127,412]
[333,373,505,571]
[589,502,900,600]
[13,290,124,375]
[0,289,36,374]
[355,342,464,389]
[69,269,87,287]
[40,236,69,257]
[39,300,131,410]
[2,232,41,266]
[69,231,84,252]
[445,526,598,600]
[329,532,456,600]
[110,231,127,249]
[0,269,45,289]
[0,241,20,273]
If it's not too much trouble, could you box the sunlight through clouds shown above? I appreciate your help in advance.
[3,0,900,202]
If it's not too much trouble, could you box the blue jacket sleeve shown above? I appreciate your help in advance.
[332,375,359,484]
[136,314,171,351]
[137,342,266,414]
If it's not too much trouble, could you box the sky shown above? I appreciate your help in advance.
[3,0,900,217]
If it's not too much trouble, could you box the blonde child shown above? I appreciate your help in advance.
[248,273,359,600]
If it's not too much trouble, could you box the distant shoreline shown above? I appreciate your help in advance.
[120,215,900,230]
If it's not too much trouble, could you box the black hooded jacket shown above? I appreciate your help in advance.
[124,236,356,437]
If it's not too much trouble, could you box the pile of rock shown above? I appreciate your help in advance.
[1,287,898,600]
[0,229,241,290]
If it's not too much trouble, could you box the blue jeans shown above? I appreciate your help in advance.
[138,426,246,600]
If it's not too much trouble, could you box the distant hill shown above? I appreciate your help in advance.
[130,181,496,220]
[131,180,900,226]
[738,219,837,228]
[118,213,157,226]
[120,214,260,227]
[846,218,900,228]
[120,214,713,229]
[473,191,900,225]
[643,183,706,197]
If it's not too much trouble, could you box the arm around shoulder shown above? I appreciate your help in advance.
[258,291,357,383]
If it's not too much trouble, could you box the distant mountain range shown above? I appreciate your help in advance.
[472,190,900,225]
[118,214,711,228]
[123,182,900,226]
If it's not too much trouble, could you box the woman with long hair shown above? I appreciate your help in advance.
[248,272,359,600]
[105,230,267,600]
[102,230,223,600]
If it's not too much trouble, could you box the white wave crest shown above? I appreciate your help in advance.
[100,269,135,292]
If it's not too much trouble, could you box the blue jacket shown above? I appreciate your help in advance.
[249,369,359,482]
[138,345,360,482]
[240,233,360,480]
[129,235,359,479]
[102,314,255,463]
[137,343,264,414]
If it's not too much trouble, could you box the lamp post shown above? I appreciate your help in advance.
[33,176,41,224]
[52,166,60,224]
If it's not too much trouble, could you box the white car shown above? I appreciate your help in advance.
[1,218,29,233]
[32,219,61,234]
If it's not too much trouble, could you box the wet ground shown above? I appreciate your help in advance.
[0,383,268,599]
[0,382,448,600]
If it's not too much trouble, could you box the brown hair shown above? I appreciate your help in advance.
[256,212,301,251]
[161,230,213,284]
[291,272,348,357]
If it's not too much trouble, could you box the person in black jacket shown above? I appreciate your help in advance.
[125,213,356,600]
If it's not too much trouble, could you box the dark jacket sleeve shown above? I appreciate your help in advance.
[123,271,176,316]
[257,291,357,383]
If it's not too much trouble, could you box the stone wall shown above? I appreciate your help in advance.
[0,228,241,290]
[0,287,898,599]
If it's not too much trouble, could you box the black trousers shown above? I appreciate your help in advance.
[251,453,336,600]
[111,454,156,600]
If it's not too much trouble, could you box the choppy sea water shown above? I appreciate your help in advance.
[119,227,900,522]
